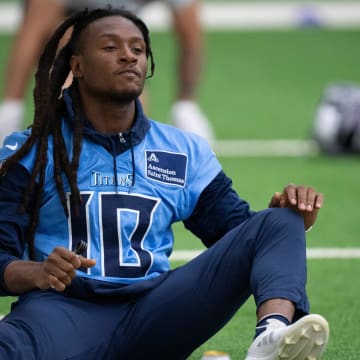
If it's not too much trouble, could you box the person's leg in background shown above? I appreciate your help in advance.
[168,0,215,143]
[0,0,66,143]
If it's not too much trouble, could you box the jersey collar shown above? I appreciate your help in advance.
[62,87,151,156]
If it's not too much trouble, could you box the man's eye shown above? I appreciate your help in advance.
[132,47,144,54]
[103,46,116,51]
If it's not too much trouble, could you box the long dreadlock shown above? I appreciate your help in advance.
[0,7,155,259]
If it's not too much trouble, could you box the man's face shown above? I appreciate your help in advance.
[71,16,148,101]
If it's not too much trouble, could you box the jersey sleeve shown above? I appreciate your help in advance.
[184,170,256,247]
[182,135,222,217]
[0,163,32,295]
[0,129,31,162]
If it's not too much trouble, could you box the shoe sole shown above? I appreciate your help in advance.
[275,314,329,360]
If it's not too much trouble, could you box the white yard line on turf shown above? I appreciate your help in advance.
[170,248,360,261]
[1,2,360,32]
[212,139,320,157]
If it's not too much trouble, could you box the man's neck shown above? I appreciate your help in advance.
[80,94,136,134]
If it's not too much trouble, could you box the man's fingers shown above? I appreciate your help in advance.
[295,185,307,210]
[79,257,96,269]
[49,277,67,292]
[315,192,324,209]
[284,184,297,206]
[47,250,79,273]
[283,185,323,212]
[305,188,314,211]
[43,264,74,284]
[302,187,323,211]
[268,192,281,207]
[45,273,59,290]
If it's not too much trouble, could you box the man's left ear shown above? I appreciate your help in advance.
[70,55,83,79]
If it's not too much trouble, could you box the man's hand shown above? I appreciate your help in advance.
[4,247,96,294]
[268,184,324,231]
[35,247,96,291]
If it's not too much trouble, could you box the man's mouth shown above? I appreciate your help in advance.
[115,69,140,77]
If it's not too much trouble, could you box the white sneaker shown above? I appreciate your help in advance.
[0,100,24,145]
[245,314,329,360]
[170,100,215,143]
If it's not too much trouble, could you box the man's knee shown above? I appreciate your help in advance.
[263,207,305,234]
[246,208,306,254]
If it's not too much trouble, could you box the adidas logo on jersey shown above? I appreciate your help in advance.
[147,153,159,162]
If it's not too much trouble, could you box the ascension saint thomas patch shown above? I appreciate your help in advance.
[145,150,187,187]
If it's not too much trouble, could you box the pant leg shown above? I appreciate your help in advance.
[249,208,309,316]
[0,290,134,360]
[106,207,309,360]
[0,208,308,360]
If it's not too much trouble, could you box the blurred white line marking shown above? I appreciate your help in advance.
[170,248,360,261]
[212,139,320,157]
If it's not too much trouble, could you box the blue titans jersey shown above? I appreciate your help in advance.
[0,102,221,286]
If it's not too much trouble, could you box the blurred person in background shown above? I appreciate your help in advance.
[0,0,214,143]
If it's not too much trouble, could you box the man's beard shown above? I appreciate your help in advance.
[105,86,143,104]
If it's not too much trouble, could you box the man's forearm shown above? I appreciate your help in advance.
[3,260,41,294]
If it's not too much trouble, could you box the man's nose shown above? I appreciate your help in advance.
[119,48,137,62]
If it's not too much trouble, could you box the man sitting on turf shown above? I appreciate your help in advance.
[0,7,329,359]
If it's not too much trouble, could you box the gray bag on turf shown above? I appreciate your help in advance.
[312,82,360,154]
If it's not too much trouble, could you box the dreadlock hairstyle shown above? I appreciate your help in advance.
[0,6,155,259]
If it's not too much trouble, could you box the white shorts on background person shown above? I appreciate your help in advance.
[56,0,196,13]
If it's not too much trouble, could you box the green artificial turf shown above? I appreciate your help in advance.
[0,23,359,360]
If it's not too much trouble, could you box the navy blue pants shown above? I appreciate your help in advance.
[0,208,309,359]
